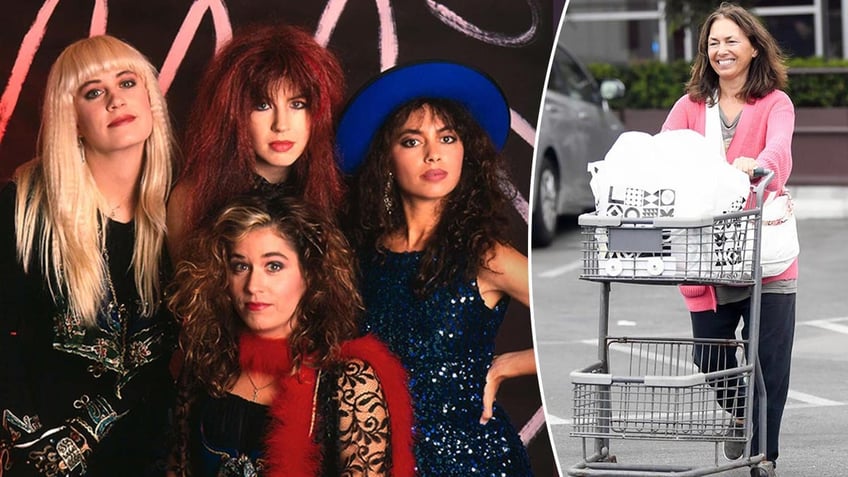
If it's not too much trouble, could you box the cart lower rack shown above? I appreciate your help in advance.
[571,337,750,441]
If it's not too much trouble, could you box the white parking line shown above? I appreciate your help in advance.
[549,389,845,428]
[537,259,583,278]
[799,316,848,335]
[541,339,846,424]
[547,413,570,426]
[786,390,844,408]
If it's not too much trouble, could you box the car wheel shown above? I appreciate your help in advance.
[532,157,558,247]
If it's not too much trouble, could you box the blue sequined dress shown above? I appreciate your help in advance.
[360,249,533,476]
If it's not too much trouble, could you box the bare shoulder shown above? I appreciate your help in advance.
[478,242,529,308]
[167,180,192,214]
[166,180,192,261]
[482,242,528,275]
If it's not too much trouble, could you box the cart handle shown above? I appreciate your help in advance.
[751,167,774,208]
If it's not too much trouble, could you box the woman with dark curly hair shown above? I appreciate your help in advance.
[166,23,346,261]
[339,61,535,476]
[167,193,414,476]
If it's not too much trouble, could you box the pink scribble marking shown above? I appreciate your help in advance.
[317,0,397,71]
[0,0,61,142]
[519,405,546,446]
[375,0,398,70]
[90,0,107,36]
[158,0,232,93]
[315,0,346,47]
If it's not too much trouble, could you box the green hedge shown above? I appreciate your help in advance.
[588,57,848,109]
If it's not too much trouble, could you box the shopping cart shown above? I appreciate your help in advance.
[567,170,774,476]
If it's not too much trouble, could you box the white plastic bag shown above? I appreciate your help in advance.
[589,130,749,220]
[587,130,751,278]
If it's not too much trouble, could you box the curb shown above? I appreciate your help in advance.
[789,186,848,220]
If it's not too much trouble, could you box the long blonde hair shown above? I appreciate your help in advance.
[14,35,174,326]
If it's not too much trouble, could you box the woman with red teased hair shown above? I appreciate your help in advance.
[167,23,346,261]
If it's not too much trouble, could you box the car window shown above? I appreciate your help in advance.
[548,48,601,105]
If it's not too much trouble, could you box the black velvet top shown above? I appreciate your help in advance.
[0,182,176,476]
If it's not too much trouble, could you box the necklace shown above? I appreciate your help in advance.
[245,371,275,402]
[88,225,127,379]
[108,203,122,218]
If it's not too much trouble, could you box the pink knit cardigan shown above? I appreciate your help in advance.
[661,89,798,312]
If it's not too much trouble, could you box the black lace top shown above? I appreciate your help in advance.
[189,359,392,476]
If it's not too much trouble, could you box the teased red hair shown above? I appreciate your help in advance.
[178,23,346,233]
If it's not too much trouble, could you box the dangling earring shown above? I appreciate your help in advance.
[77,136,86,163]
[383,172,394,215]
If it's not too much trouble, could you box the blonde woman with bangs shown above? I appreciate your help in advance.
[0,35,176,476]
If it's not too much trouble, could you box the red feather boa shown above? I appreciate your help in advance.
[239,333,416,477]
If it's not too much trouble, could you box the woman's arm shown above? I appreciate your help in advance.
[477,243,536,423]
[480,349,537,424]
[661,95,701,133]
[336,359,390,476]
[755,91,795,190]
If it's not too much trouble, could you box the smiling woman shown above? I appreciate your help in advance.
[0,35,176,476]
[661,3,795,475]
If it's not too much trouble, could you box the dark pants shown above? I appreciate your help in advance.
[690,293,795,463]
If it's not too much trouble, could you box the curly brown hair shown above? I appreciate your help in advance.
[171,191,362,388]
[687,2,788,104]
[345,99,515,297]
[168,192,362,474]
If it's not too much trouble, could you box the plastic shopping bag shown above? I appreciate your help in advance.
[589,130,749,219]
[587,130,751,279]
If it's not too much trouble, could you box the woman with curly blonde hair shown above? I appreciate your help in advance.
[168,193,414,476]
[0,35,176,475]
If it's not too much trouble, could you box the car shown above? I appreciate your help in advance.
[532,45,626,247]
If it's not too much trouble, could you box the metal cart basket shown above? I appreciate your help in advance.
[567,171,774,477]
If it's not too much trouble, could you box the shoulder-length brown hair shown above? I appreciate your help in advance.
[686,2,787,104]
[346,99,514,298]
[177,23,346,235]
[169,192,361,397]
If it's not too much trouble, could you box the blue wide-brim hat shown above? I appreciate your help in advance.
[336,60,511,173]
